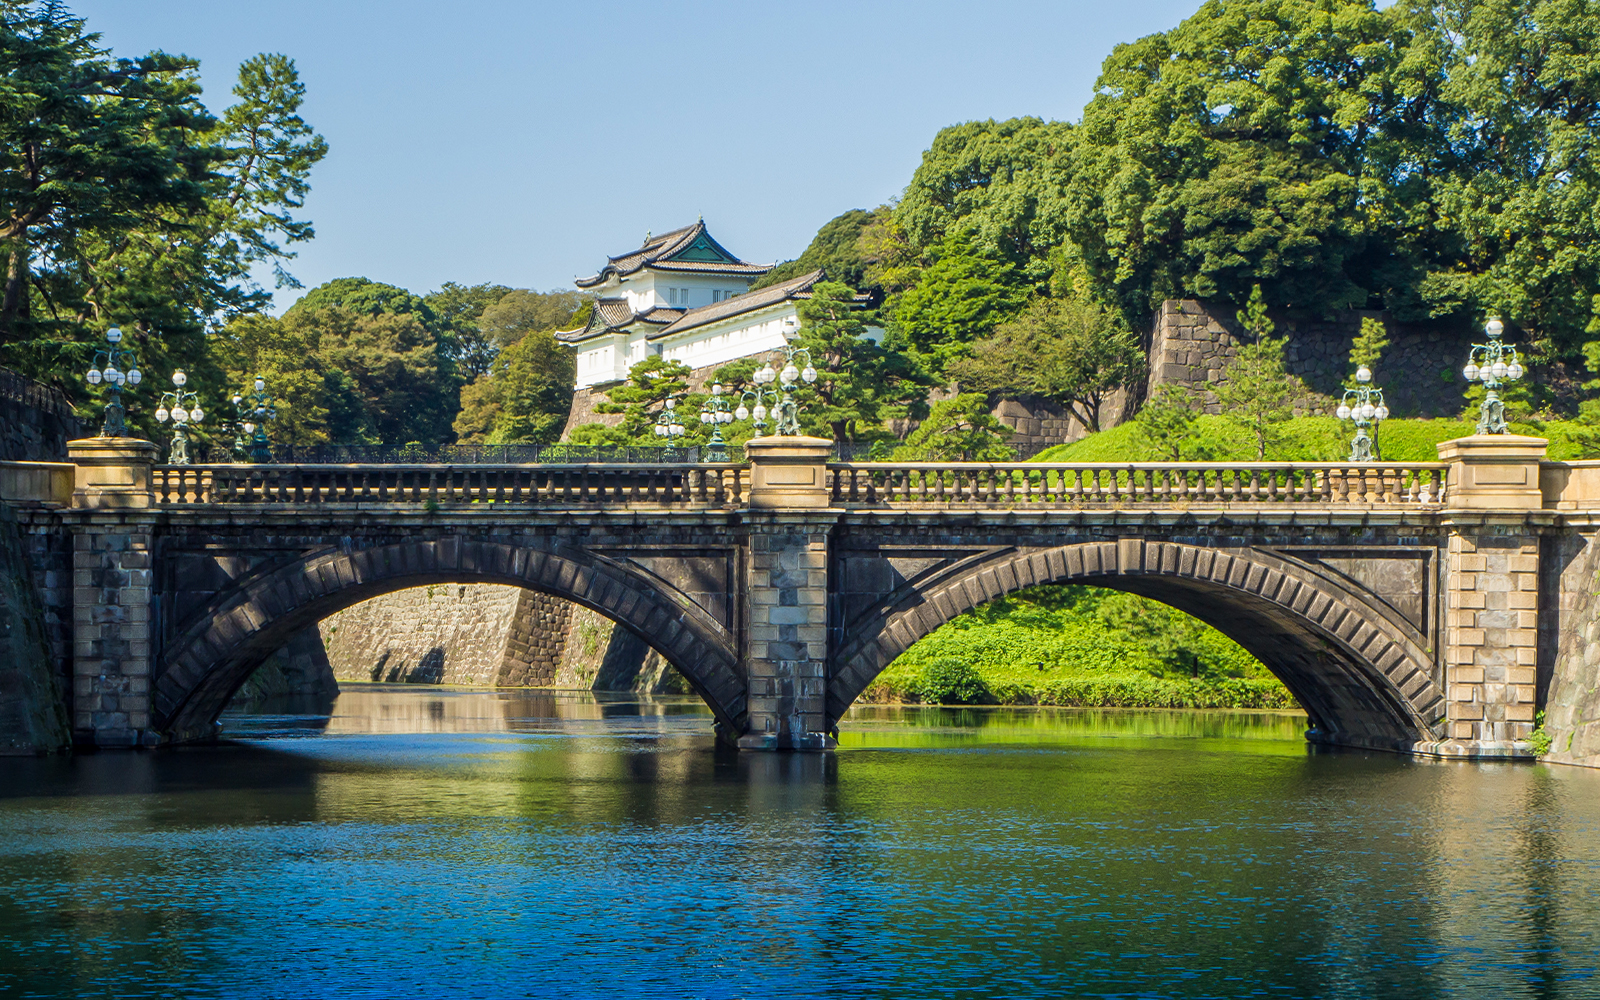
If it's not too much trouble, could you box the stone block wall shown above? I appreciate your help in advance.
[1149,299,1468,419]
[1539,528,1600,767]
[230,627,340,708]
[496,589,574,686]
[0,369,81,461]
[0,505,70,753]
[316,584,666,692]
[741,515,833,748]
[71,517,155,745]
[320,583,524,685]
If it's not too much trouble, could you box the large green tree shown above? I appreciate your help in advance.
[424,282,511,378]
[892,232,1030,373]
[894,117,1075,284]
[467,330,574,446]
[2,5,327,422]
[1065,0,1428,325]
[1406,0,1600,351]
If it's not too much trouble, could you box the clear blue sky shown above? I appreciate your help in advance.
[72,0,1201,310]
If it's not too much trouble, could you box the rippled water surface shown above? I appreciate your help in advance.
[3,686,1598,999]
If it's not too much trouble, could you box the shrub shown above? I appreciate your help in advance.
[914,658,990,705]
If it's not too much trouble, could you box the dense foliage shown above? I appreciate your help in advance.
[870,584,1296,709]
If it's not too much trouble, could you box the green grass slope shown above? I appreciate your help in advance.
[1032,415,1593,463]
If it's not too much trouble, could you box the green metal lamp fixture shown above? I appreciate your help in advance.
[749,345,817,437]
[154,370,205,464]
[232,375,277,462]
[84,326,143,437]
[698,382,734,462]
[1335,365,1388,462]
[1463,317,1523,435]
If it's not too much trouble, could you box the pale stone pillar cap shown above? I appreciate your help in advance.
[67,437,159,509]
[1436,434,1548,512]
[744,435,834,509]
[1435,434,1549,462]
[743,435,834,460]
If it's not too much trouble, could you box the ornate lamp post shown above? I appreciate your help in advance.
[653,396,686,456]
[83,326,143,437]
[231,375,277,462]
[1335,364,1388,462]
[1462,317,1524,435]
[749,345,817,437]
[698,382,735,462]
[154,370,206,464]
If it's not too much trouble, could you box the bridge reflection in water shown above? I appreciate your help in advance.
[12,431,1600,762]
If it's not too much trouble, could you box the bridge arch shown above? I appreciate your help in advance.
[155,537,744,741]
[829,540,1447,752]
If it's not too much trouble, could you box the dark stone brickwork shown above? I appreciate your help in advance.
[1149,299,1469,419]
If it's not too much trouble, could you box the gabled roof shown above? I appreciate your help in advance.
[650,269,871,340]
[575,221,773,288]
[555,297,683,343]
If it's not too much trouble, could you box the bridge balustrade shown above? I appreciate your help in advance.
[152,463,747,507]
[826,462,1449,507]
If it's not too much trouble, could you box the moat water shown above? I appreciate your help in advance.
[2,686,1598,998]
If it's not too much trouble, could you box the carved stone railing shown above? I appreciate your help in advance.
[827,462,1450,507]
[153,464,747,507]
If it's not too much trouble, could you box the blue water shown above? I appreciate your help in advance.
[1,687,1596,998]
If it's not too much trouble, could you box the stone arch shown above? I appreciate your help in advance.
[155,537,743,741]
[829,540,1446,752]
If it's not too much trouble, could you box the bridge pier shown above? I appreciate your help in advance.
[738,437,837,750]
[65,438,160,748]
[1432,436,1550,756]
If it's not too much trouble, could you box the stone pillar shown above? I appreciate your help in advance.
[67,438,158,748]
[740,436,836,750]
[1437,435,1548,754]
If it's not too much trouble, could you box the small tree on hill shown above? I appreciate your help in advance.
[1214,286,1302,460]
[1135,385,1207,461]
[953,295,1144,435]
[892,393,1014,461]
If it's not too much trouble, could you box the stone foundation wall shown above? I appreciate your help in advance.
[1149,300,1468,419]
[497,589,573,686]
[231,627,340,707]
[317,584,669,691]
[320,583,524,685]
[0,505,70,753]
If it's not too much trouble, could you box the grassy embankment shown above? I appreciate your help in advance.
[872,416,1588,709]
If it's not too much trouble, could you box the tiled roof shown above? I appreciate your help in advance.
[554,298,684,343]
[649,269,867,339]
[575,221,773,288]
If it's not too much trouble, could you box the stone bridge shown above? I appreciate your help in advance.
[8,432,1600,764]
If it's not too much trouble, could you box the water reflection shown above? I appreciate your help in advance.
[0,688,1595,998]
